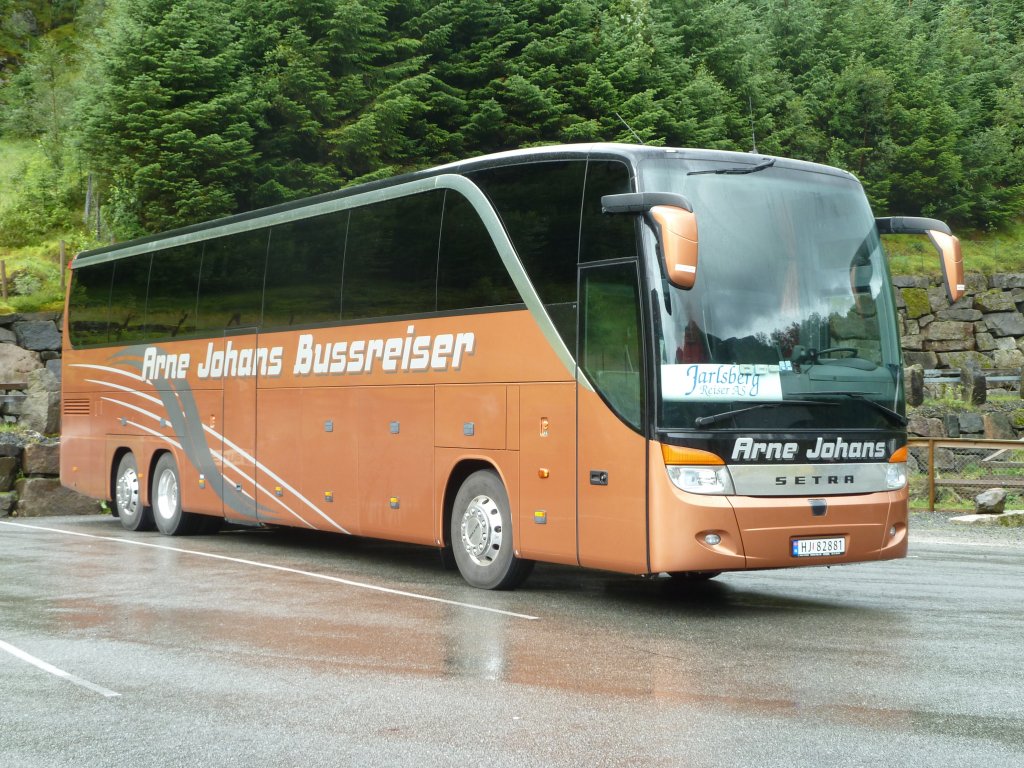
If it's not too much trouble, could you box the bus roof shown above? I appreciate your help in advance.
[73,143,856,264]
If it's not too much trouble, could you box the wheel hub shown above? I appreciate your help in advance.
[155,469,178,521]
[460,494,503,566]
[116,468,139,515]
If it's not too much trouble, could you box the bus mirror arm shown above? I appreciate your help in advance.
[602,194,698,290]
[601,192,693,214]
[876,216,964,303]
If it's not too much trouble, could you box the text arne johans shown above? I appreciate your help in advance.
[139,325,476,381]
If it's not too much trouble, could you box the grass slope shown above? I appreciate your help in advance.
[0,139,83,313]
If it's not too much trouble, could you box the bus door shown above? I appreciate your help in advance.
[220,329,260,523]
[576,261,650,573]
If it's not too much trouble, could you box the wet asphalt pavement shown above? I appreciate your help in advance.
[1,514,1022,768]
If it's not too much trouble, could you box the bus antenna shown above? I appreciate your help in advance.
[615,111,646,145]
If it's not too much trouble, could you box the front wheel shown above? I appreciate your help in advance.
[450,469,533,590]
[152,454,203,536]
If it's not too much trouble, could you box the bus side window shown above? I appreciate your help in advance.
[264,211,347,328]
[68,261,115,347]
[580,263,645,429]
[580,160,637,263]
[147,243,202,339]
[109,254,153,343]
[437,190,521,311]
[343,191,445,320]
[195,229,270,333]
[468,161,587,350]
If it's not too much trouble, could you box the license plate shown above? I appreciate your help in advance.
[791,536,846,558]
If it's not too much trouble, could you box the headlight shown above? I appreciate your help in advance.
[886,446,908,490]
[666,465,735,495]
[886,462,907,490]
[661,444,735,495]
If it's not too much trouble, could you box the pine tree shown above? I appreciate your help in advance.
[78,0,258,234]
[231,0,344,205]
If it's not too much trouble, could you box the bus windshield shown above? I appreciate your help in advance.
[640,158,903,432]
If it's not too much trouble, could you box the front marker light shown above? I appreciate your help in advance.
[887,446,908,490]
[662,445,734,495]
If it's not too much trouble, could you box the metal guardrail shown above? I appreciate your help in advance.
[0,382,26,407]
[907,437,1024,511]
[922,368,1021,385]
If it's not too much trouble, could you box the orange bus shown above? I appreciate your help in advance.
[60,144,963,589]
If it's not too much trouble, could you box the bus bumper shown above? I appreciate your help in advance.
[648,454,909,574]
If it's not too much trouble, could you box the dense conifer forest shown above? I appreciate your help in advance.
[1,0,1022,249]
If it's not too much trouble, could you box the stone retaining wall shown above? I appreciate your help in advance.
[0,311,62,433]
[0,311,98,517]
[895,272,1024,440]
[895,272,1024,373]
[0,436,101,517]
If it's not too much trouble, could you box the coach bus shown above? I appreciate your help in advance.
[60,143,963,589]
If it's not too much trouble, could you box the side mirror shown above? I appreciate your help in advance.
[602,192,699,290]
[876,216,965,302]
[926,229,965,303]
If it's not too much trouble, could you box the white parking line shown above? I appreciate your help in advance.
[0,639,121,698]
[0,520,540,621]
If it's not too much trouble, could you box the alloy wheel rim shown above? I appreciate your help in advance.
[459,494,503,567]
[155,469,178,521]
[116,467,140,517]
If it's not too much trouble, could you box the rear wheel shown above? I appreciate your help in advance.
[450,469,533,590]
[114,453,153,531]
[152,454,203,536]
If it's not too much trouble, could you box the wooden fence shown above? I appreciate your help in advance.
[908,437,1024,511]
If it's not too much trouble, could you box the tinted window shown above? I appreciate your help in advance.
[580,262,645,429]
[146,243,202,339]
[196,229,269,334]
[580,160,637,263]
[108,255,152,344]
[437,190,520,311]
[342,192,444,320]
[264,211,347,328]
[468,161,586,347]
[68,261,114,347]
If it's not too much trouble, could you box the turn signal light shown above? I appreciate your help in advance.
[889,446,908,463]
[661,444,724,466]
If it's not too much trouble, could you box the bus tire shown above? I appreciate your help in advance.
[114,453,154,532]
[152,454,202,536]
[450,469,533,590]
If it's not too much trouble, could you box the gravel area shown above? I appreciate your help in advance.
[910,509,1024,547]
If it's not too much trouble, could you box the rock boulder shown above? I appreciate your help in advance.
[13,478,101,517]
[974,488,1007,515]
[0,343,42,382]
[20,367,60,434]
[12,320,61,352]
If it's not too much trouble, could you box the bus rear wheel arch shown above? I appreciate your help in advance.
[450,469,533,590]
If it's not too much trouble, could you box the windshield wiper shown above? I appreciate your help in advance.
[787,391,908,427]
[694,399,833,429]
[688,158,776,176]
